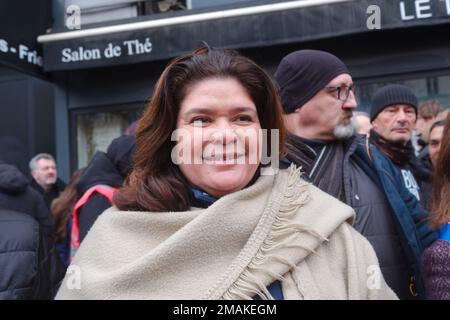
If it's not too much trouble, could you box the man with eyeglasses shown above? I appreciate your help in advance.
[274,50,437,300]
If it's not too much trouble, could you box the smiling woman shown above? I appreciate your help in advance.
[56,47,397,300]
[114,46,285,211]
[175,77,262,198]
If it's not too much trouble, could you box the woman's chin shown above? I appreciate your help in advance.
[203,167,257,197]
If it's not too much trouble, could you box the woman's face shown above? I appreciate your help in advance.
[429,125,444,168]
[175,77,262,198]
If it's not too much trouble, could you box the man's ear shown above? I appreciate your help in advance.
[31,170,37,179]
[371,117,379,130]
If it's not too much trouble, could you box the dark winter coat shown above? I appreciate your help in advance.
[0,209,65,299]
[75,152,125,242]
[0,162,53,239]
[282,134,438,299]
[354,135,438,298]
[30,178,66,210]
[75,134,134,242]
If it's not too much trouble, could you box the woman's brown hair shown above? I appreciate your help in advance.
[114,47,286,212]
[51,169,84,242]
[430,111,450,229]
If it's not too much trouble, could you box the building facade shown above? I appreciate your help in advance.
[3,0,450,179]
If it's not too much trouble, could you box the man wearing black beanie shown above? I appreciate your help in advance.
[369,84,431,205]
[276,50,437,300]
[275,49,355,140]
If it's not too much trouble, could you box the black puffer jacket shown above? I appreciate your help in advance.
[0,162,53,239]
[0,209,65,299]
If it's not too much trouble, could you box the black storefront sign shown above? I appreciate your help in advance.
[0,0,52,78]
[399,0,450,21]
[42,0,450,72]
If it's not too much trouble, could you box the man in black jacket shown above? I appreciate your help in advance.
[29,153,66,209]
[0,159,65,299]
[274,50,437,299]
[0,161,53,239]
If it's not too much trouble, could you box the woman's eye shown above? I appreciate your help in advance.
[429,141,439,147]
[234,115,252,123]
[191,118,210,126]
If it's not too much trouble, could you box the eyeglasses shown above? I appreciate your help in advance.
[324,84,355,101]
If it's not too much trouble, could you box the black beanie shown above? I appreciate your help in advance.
[370,84,418,122]
[274,49,350,114]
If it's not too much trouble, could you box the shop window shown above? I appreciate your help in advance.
[437,75,450,107]
[187,0,255,10]
[62,0,264,27]
[148,0,188,12]
[145,0,257,13]
[75,108,140,168]
[64,0,145,26]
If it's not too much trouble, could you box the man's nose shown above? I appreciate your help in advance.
[397,110,408,122]
[342,91,357,110]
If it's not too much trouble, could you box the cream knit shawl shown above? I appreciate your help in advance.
[56,165,397,300]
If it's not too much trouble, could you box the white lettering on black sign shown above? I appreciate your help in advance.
[400,0,450,21]
[0,38,43,66]
[60,38,153,63]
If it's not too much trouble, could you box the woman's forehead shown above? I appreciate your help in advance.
[179,78,256,113]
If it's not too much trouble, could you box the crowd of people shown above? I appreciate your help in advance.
[0,47,449,300]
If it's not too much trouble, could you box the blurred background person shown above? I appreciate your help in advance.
[70,134,135,259]
[419,109,450,170]
[414,100,444,155]
[29,153,66,209]
[51,169,84,269]
[418,111,449,210]
[428,120,446,169]
[421,111,450,300]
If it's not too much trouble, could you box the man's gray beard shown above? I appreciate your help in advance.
[45,178,57,186]
[334,122,355,140]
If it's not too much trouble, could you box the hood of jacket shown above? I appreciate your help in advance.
[76,152,125,197]
[0,162,29,193]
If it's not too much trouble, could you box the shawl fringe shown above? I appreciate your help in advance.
[219,164,328,300]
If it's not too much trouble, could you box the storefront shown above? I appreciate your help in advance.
[37,0,450,179]
[0,0,54,174]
